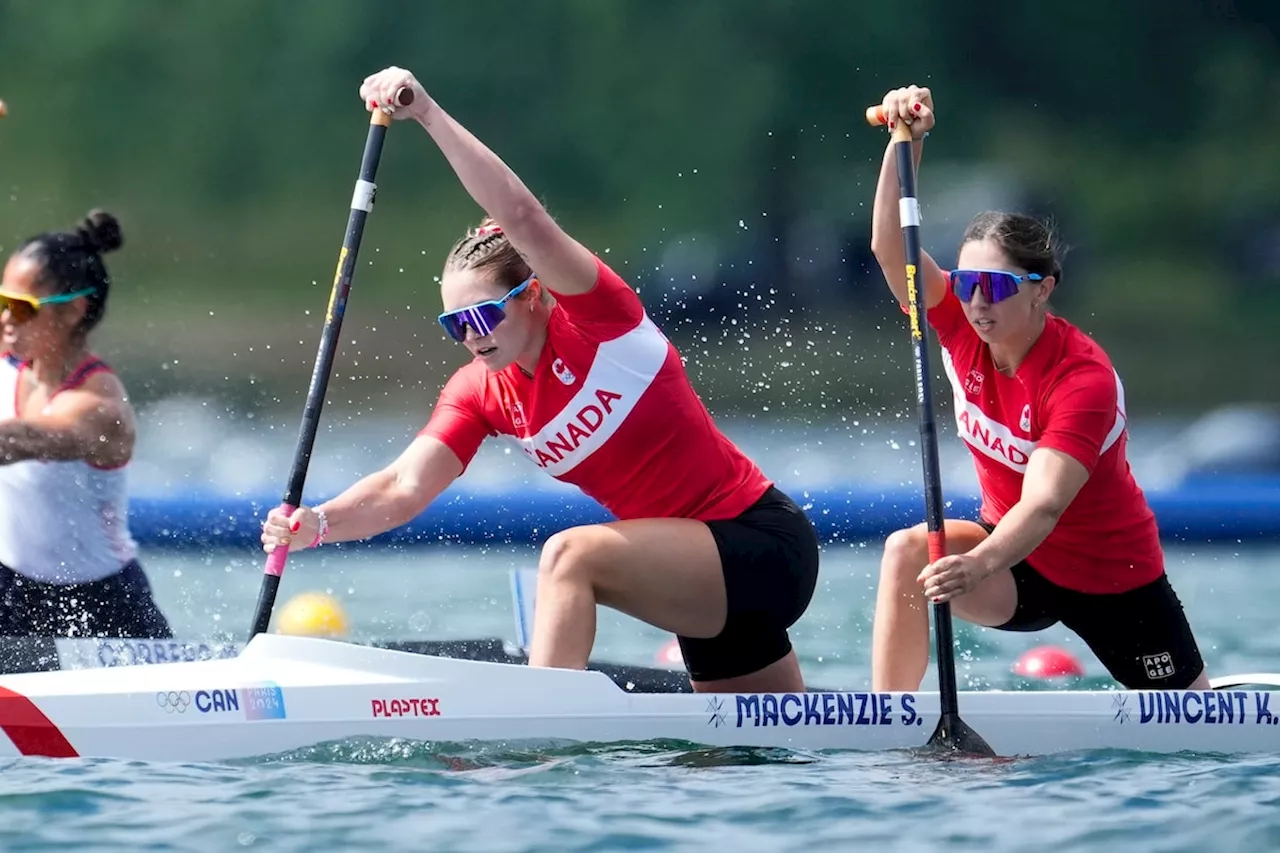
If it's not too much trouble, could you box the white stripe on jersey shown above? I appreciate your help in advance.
[516,316,669,477]
[940,349,1125,474]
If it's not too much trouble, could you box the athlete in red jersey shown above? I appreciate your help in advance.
[261,66,819,693]
[867,85,1207,691]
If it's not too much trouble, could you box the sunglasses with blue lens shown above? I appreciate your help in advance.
[437,276,534,342]
[948,269,1043,305]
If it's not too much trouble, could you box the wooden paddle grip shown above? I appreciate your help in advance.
[370,87,415,127]
[865,104,924,144]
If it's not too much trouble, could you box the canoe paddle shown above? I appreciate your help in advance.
[865,104,996,757]
[248,87,414,640]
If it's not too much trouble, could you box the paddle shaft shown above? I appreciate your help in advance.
[886,120,961,719]
[248,89,413,639]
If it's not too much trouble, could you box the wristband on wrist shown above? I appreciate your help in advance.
[309,508,330,549]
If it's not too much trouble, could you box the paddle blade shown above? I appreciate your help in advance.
[924,712,997,758]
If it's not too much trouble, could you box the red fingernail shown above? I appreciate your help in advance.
[932,597,941,603]
[888,120,895,129]
[291,521,301,532]
[912,103,922,112]
[370,99,379,109]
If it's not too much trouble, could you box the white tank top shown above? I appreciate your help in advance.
[0,353,138,583]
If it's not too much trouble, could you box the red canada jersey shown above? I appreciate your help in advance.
[422,257,771,522]
[926,289,1164,593]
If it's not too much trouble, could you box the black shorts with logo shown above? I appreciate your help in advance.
[977,520,1204,689]
[678,486,820,682]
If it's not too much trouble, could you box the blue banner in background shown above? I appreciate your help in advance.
[128,479,1280,549]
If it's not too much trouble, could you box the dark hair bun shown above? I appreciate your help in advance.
[77,209,124,254]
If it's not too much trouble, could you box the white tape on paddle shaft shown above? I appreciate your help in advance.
[351,180,376,212]
[899,197,921,228]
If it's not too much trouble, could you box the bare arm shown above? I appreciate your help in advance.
[313,435,464,545]
[361,68,599,296]
[966,447,1090,575]
[868,85,948,310]
[0,374,134,467]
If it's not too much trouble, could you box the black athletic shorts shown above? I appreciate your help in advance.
[678,486,820,682]
[977,520,1204,689]
[0,560,173,639]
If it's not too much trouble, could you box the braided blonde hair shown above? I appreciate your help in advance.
[442,217,555,308]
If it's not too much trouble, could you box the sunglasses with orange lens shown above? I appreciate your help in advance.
[0,287,95,324]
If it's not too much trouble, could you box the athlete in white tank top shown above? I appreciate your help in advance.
[0,353,137,582]
[0,209,170,639]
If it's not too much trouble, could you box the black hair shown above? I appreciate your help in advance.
[16,209,123,335]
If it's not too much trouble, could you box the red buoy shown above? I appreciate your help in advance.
[655,638,684,669]
[1012,645,1084,678]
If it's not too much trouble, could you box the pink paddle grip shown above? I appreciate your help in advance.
[262,502,297,577]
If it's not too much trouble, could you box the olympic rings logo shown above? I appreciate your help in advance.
[156,690,192,713]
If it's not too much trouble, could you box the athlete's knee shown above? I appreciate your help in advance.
[538,527,598,587]
[881,524,928,581]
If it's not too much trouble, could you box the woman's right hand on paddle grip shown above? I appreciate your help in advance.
[878,85,935,137]
[359,66,431,121]
[261,506,318,554]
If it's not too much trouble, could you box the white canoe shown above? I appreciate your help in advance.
[0,634,694,694]
[1,633,1278,762]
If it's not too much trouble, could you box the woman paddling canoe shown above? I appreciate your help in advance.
[867,84,1208,692]
[261,66,820,694]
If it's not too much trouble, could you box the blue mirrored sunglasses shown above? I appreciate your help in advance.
[437,277,534,342]
[948,269,1043,305]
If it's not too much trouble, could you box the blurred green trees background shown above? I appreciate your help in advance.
[1,0,1276,420]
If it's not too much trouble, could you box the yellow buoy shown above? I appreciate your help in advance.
[274,591,350,638]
